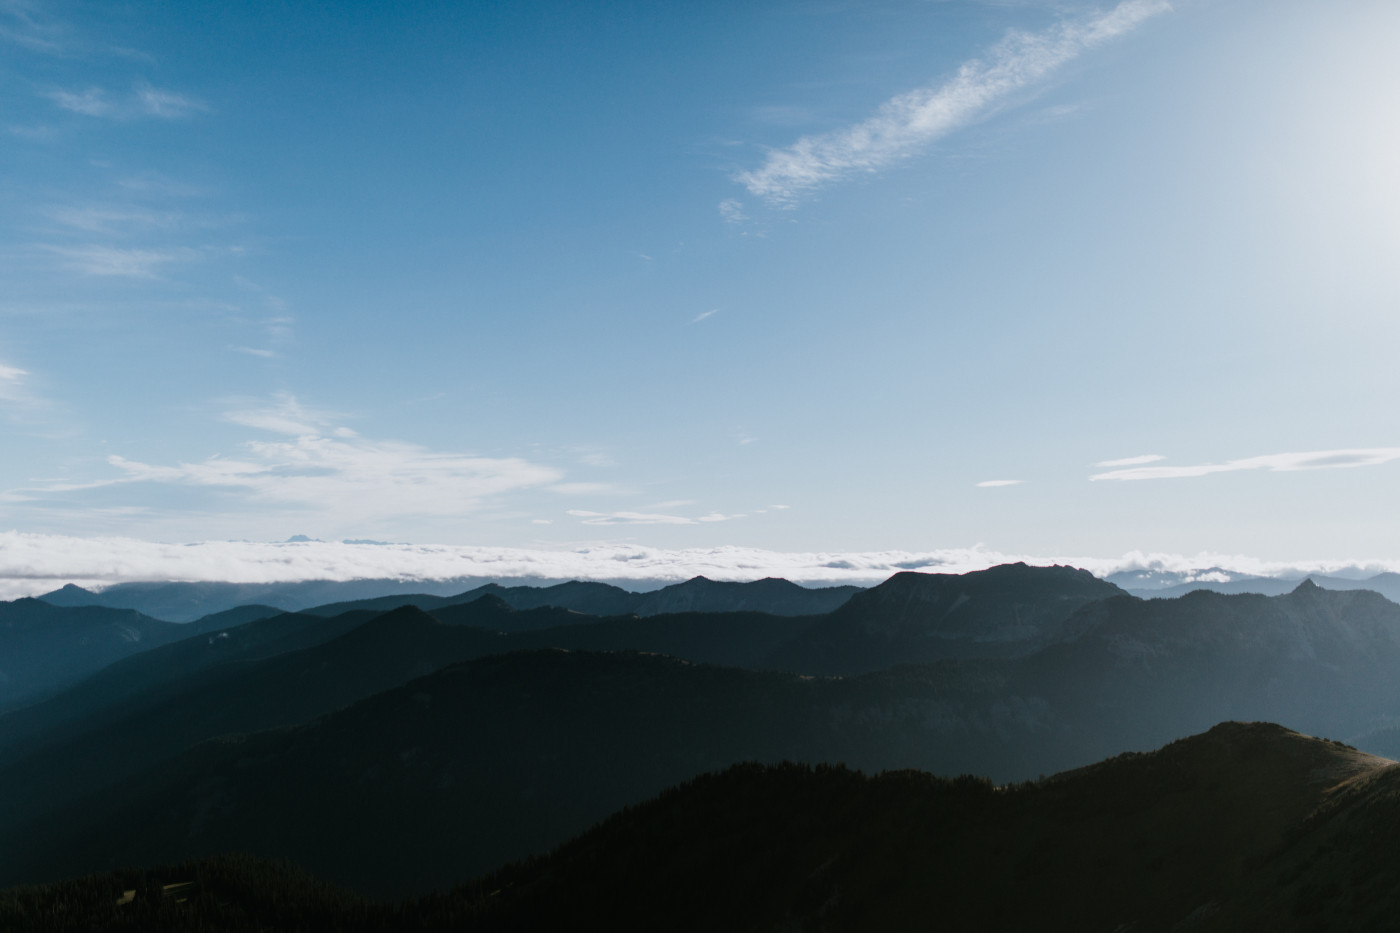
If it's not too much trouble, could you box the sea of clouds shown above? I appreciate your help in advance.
[2,531,1398,601]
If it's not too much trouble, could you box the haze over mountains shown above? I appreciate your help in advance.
[9,561,1400,923]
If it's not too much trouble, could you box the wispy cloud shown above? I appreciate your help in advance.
[736,0,1170,204]
[45,87,112,116]
[0,358,58,425]
[548,482,620,495]
[718,199,749,224]
[1090,448,1400,481]
[691,309,718,324]
[976,479,1023,487]
[117,173,209,198]
[0,1,66,55]
[222,393,332,435]
[44,82,207,120]
[134,84,205,118]
[1095,454,1165,467]
[567,509,745,526]
[7,123,58,141]
[41,244,202,277]
[44,205,190,235]
[0,362,29,402]
[21,395,564,527]
[44,203,237,235]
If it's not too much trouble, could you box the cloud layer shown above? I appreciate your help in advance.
[2,533,1396,602]
[737,0,1169,204]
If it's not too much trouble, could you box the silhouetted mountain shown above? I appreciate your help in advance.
[29,606,1400,903]
[459,580,644,616]
[1021,581,1400,753]
[426,594,592,632]
[305,576,862,620]
[1131,575,1300,598]
[7,724,1399,932]
[35,583,102,606]
[0,607,504,849]
[1115,569,1400,603]
[440,722,1392,932]
[423,594,819,658]
[766,562,1124,673]
[1308,571,1400,604]
[0,594,822,848]
[16,572,1400,905]
[0,599,191,710]
[0,607,364,760]
[1105,566,1273,594]
[37,575,862,624]
[1,650,839,895]
[36,578,493,623]
[632,576,861,616]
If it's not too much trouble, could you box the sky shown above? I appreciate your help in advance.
[3,0,1400,590]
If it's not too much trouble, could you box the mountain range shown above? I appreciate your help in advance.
[11,563,1400,922]
[38,575,863,623]
[0,599,266,712]
[11,565,1400,899]
[1110,567,1400,602]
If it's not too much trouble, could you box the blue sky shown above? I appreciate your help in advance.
[3,0,1400,586]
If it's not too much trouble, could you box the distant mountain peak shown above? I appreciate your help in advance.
[462,594,514,612]
[360,605,444,629]
[1291,578,1322,594]
[36,583,102,607]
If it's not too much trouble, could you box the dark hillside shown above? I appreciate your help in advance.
[0,608,504,850]
[3,650,835,896]
[5,724,1397,932]
[504,608,818,666]
[437,722,1386,933]
[0,607,346,758]
[0,599,190,710]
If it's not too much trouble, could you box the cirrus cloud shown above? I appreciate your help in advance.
[736,0,1170,205]
[44,82,207,120]
[20,394,564,528]
[1090,448,1400,481]
[567,509,746,526]
[1095,454,1165,467]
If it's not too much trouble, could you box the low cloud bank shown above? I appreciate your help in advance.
[1,532,1396,601]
